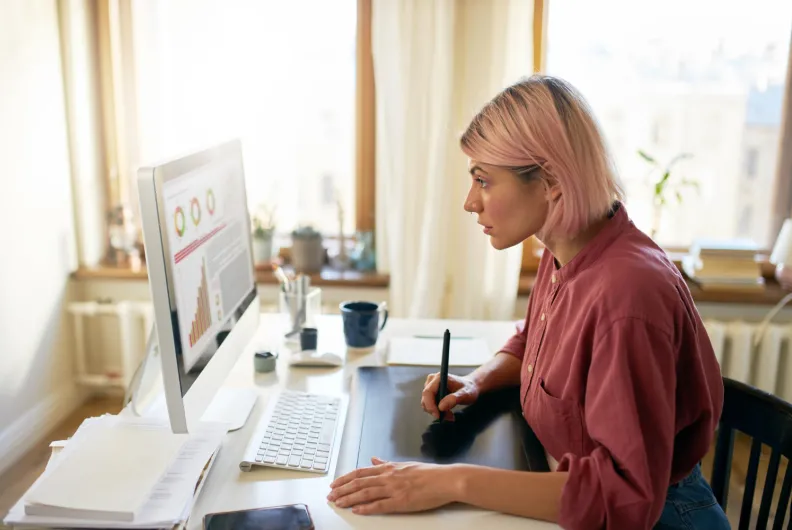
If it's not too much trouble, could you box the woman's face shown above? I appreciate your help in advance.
[464,160,551,250]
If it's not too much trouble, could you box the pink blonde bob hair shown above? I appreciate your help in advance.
[460,74,625,239]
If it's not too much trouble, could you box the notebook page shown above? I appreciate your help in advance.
[387,337,492,366]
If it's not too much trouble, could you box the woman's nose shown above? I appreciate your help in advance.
[464,192,482,214]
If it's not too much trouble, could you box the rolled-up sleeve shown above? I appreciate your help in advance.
[556,317,676,529]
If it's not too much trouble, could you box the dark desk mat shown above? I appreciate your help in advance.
[353,366,549,471]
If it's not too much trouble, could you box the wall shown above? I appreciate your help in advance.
[0,0,83,475]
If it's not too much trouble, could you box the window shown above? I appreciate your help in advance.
[129,0,358,236]
[545,0,792,248]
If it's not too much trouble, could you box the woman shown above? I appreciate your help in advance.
[327,75,728,529]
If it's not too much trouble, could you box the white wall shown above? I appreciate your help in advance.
[0,0,83,475]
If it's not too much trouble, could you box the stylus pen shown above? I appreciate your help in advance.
[435,329,451,419]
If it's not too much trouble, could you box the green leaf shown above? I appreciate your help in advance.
[638,150,656,164]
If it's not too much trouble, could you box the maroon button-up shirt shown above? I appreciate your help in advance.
[500,203,723,529]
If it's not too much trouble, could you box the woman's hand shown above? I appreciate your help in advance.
[327,457,460,515]
[421,373,480,420]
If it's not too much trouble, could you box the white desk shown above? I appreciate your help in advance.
[181,314,560,529]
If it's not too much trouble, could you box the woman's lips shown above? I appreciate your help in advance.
[482,226,493,235]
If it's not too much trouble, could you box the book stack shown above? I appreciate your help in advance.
[682,238,764,291]
[3,415,226,529]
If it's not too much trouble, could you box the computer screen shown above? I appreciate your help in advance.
[158,148,257,396]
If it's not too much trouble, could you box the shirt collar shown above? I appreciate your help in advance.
[551,201,631,284]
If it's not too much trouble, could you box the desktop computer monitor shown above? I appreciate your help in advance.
[138,139,260,434]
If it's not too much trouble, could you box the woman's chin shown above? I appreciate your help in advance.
[488,236,512,251]
[488,232,529,251]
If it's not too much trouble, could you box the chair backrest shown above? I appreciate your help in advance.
[711,377,792,530]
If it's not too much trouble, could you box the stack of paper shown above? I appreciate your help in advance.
[4,415,226,529]
[387,337,492,366]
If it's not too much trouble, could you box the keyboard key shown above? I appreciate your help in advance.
[264,455,276,464]
[276,455,288,465]
[288,455,301,467]
[313,461,328,471]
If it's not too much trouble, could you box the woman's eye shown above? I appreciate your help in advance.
[476,177,488,188]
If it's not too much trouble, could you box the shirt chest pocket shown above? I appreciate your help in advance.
[526,378,585,461]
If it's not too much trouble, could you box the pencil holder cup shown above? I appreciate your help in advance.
[279,287,322,334]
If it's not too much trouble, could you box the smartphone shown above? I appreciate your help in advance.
[203,504,314,530]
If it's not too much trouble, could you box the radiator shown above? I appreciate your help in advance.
[703,319,792,403]
[68,301,154,390]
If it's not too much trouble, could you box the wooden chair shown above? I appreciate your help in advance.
[711,377,792,529]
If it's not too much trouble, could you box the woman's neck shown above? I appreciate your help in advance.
[540,215,611,267]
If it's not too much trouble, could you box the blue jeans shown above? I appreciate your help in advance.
[654,463,731,529]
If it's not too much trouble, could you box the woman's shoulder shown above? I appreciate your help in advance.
[581,232,693,328]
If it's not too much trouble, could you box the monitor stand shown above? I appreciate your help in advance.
[200,387,258,431]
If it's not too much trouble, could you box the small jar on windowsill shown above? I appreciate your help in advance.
[771,219,792,291]
[291,226,324,274]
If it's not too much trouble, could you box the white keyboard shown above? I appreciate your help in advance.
[240,390,343,473]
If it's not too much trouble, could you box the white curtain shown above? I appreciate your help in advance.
[373,0,533,320]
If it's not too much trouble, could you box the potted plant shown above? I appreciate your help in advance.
[291,225,324,274]
[251,204,276,265]
[638,150,700,240]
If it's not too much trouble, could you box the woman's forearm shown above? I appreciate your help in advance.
[451,465,568,522]
[468,352,522,393]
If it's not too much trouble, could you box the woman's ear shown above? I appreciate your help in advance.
[546,183,562,202]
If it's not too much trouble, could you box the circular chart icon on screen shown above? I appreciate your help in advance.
[174,207,186,237]
[206,189,216,216]
[190,197,202,226]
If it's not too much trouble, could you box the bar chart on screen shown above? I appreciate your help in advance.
[189,259,212,347]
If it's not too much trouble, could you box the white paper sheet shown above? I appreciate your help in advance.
[387,337,492,366]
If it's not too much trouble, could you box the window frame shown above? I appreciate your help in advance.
[522,0,792,275]
[95,0,376,262]
[91,0,790,283]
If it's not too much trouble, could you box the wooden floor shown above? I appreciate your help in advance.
[0,397,788,528]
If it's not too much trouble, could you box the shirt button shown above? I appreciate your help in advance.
[527,364,533,373]
[540,313,546,321]
[551,274,557,283]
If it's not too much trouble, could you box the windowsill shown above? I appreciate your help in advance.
[71,264,390,289]
[73,255,787,306]
[517,252,788,306]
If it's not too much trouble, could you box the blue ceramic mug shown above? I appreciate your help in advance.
[340,301,388,348]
